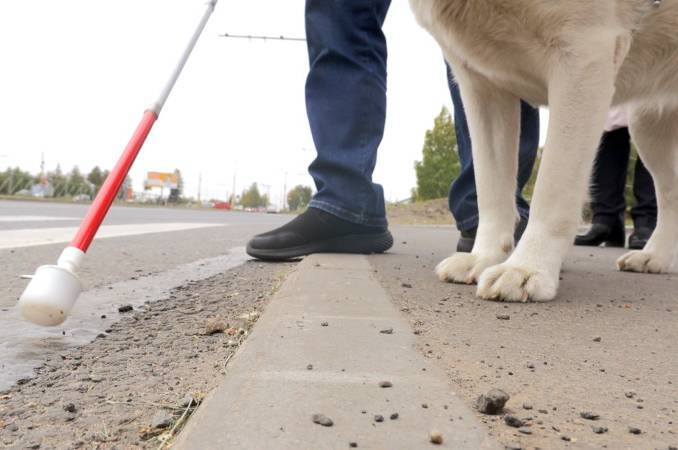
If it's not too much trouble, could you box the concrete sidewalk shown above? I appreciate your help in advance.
[175,254,499,449]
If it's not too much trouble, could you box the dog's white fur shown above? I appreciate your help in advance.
[410,0,678,301]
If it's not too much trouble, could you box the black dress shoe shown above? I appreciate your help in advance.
[628,226,653,250]
[246,207,393,261]
[574,222,625,247]
[455,217,529,253]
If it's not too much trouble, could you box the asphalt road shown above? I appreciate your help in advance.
[2,200,676,449]
[0,200,291,390]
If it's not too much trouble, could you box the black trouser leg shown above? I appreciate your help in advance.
[590,127,630,227]
[630,157,657,229]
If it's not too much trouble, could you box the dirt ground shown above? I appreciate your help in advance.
[370,228,677,450]
[0,261,293,450]
[387,198,453,226]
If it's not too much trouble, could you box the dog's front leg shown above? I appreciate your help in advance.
[436,65,521,284]
[477,47,617,302]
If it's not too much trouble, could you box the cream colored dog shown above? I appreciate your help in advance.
[410,0,678,301]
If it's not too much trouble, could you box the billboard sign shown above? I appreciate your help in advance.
[145,172,178,189]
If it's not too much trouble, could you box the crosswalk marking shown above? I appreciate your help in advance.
[0,223,224,249]
[0,216,80,222]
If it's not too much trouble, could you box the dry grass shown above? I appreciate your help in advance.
[387,198,454,226]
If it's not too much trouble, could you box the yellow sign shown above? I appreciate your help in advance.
[145,172,178,189]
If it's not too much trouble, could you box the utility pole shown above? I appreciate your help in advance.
[283,171,288,211]
[231,170,237,205]
[197,172,202,202]
[40,153,46,183]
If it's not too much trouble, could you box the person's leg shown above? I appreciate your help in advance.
[574,127,629,247]
[305,0,390,228]
[628,156,657,249]
[247,0,393,261]
[446,65,539,251]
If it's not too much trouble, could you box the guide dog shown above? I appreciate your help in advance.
[410,0,678,301]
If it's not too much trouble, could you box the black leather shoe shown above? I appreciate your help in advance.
[246,207,393,261]
[574,222,625,247]
[628,226,653,250]
[456,217,528,253]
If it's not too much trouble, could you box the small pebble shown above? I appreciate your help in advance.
[390,413,399,420]
[312,414,333,427]
[476,388,510,415]
[374,415,384,423]
[401,283,413,288]
[380,328,394,334]
[204,317,228,335]
[518,427,532,435]
[496,314,510,320]
[429,430,443,445]
[593,336,602,342]
[379,381,393,388]
[421,403,429,409]
[504,415,525,428]
[118,304,133,313]
[307,364,313,370]
[151,410,173,429]
[592,426,608,434]
[349,443,358,448]
[628,426,642,435]
[580,411,600,420]
[63,403,77,413]
[522,403,533,410]
[321,322,329,327]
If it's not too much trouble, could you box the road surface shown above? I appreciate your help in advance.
[0,200,290,391]
[1,200,676,449]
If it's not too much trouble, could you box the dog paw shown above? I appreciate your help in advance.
[435,252,505,285]
[616,250,671,274]
[477,263,558,302]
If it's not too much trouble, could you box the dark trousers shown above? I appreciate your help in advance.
[447,66,540,232]
[590,127,657,228]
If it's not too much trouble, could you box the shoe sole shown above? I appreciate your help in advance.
[246,231,394,261]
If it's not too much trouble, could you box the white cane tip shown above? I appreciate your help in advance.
[18,265,81,327]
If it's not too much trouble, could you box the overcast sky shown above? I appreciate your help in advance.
[0,0,547,207]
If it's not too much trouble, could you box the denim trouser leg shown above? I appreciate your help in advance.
[446,65,540,232]
[305,0,391,229]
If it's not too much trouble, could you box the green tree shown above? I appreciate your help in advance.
[87,166,106,193]
[48,164,68,197]
[0,167,35,195]
[66,166,88,196]
[241,183,265,208]
[287,185,312,211]
[413,107,460,201]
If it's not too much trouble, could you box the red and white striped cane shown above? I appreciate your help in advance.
[19,0,219,326]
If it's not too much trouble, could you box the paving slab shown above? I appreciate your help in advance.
[175,254,499,450]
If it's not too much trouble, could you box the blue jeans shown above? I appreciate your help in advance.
[447,66,540,232]
[305,0,539,230]
[305,0,391,228]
